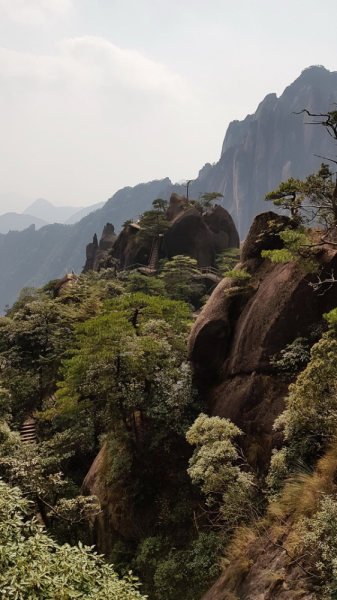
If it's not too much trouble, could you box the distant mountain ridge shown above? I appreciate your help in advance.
[0,179,174,311]
[0,200,106,234]
[22,199,105,225]
[1,65,337,312]
[0,212,47,234]
[23,199,83,224]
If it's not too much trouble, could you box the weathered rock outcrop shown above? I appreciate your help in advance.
[84,194,240,273]
[83,224,118,272]
[163,200,240,267]
[53,272,78,297]
[188,212,337,466]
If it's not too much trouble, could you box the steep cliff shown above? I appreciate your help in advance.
[188,66,337,239]
[188,211,337,467]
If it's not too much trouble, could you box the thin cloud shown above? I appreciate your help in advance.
[0,36,202,209]
[59,37,190,100]
[0,36,190,101]
[0,0,75,24]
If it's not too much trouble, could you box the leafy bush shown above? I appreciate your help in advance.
[296,494,337,598]
[126,272,167,296]
[274,330,337,463]
[153,533,223,600]
[159,255,205,305]
[265,447,289,498]
[224,268,251,285]
[0,479,146,600]
[261,228,318,273]
[186,414,254,531]
[271,337,311,375]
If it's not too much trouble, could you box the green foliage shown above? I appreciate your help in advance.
[159,255,205,305]
[136,199,170,244]
[0,272,129,541]
[52,291,205,594]
[225,267,251,284]
[261,228,318,273]
[265,177,304,220]
[265,165,335,226]
[152,198,168,212]
[297,494,337,597]
[126,272,167,297]
[187,414,243,495]
[265,447,289,498]
[0,429,99,544]
[5,286,41,316]
[198,192,223,213]
[274,329,337,464]
[271,337,311,375]
[187,414,254,531]
[151,532,223,600]
[324,307,337,327]
[0,479,146,599]
[215,248,241,274]
[56,293,195,449]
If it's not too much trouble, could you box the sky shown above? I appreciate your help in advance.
[0,0,336,212]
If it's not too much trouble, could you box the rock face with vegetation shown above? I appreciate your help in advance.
[188,211,337,466]
[84,192,240,273]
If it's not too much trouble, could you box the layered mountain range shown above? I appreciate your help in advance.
[1,65,337,312]
[0,199,105,234]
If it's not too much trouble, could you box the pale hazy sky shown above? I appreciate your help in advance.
[0,0,336,212]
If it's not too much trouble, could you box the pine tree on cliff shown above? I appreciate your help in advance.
[136,198,169,244]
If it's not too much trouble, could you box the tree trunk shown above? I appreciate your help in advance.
[332,178,337,226]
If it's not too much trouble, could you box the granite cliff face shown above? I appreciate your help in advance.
[188,211,337,468]
[187,66,337,239]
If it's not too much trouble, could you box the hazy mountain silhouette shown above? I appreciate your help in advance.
[0,213,47,234]
[23,199,84,224]
[65,202,105,224]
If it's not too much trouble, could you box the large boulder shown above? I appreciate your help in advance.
[163,207,215,267]
[188,212,337,467]
[203,204,240,249]
[166,192,186,221]
[163,199,240,268]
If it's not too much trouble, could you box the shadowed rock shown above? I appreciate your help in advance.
[188,212,337,467]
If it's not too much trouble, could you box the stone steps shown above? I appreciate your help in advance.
[20,417,37,444]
